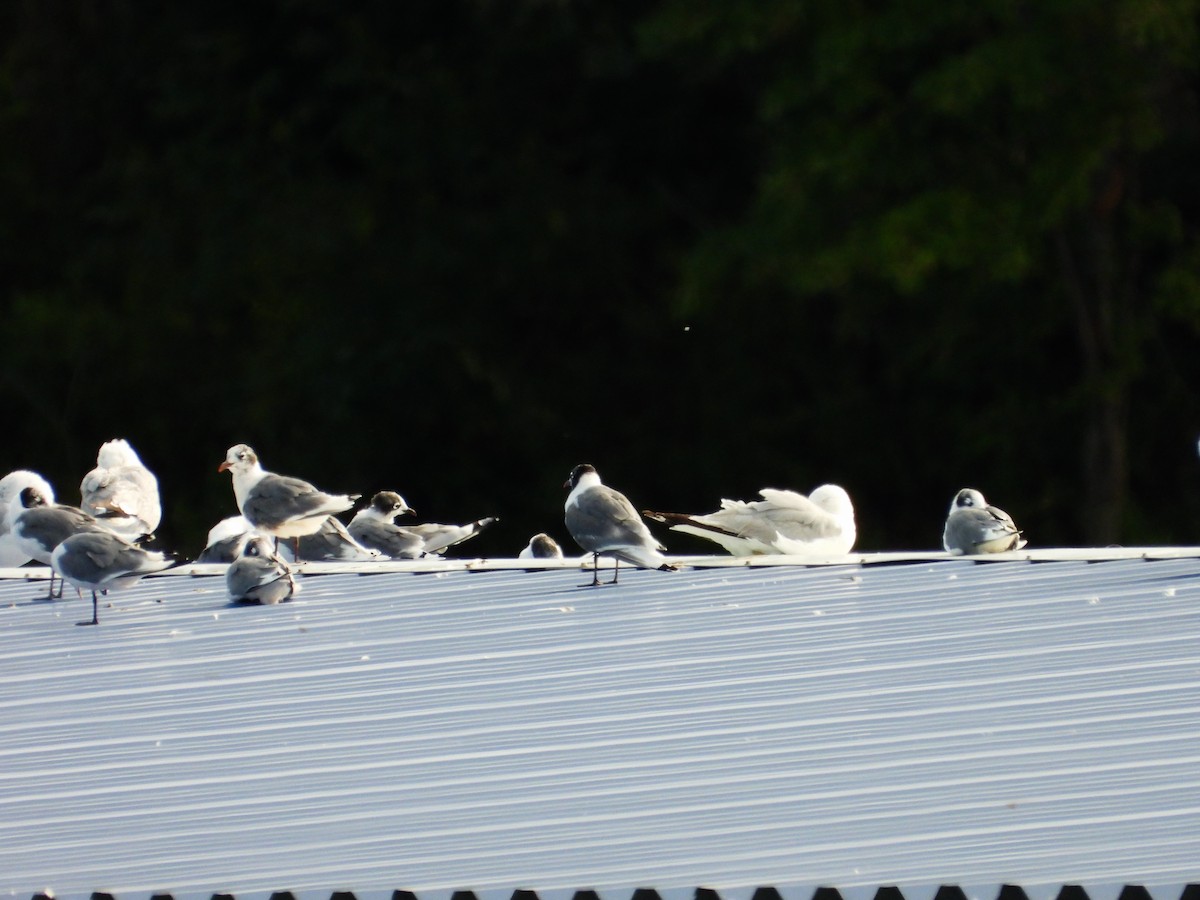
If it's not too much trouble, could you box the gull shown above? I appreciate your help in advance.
[7,486,108,598]
[218,444,358,560]
[564,464,674,586]
[0,470,55,567]
[348,491,497,558]
[51,530,173,625]
[196,516,255,564]
[644,484,856,557]
[519,533,564,559]
[80,438,162,540]
[278,515,380,563]
[942,488,1027,554]
[226,536,299,605]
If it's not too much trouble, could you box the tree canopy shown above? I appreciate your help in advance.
[3,0,1199,557]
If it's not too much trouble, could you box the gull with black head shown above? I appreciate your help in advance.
[564,463,674,586]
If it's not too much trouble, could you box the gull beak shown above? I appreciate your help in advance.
[217,461,232,473]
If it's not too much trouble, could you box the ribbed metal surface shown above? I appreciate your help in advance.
[1,556,1199,898]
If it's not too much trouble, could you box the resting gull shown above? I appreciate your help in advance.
[942,488,1027,554]
[644,484,856,557]
[226,535,299,605]
[80,438,162,540]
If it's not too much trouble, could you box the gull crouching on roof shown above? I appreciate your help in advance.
[349,491,497,558]
[218,444,358,561]
[227,536,298,605]
[942,488,1027,554]
[80,438,162,541]
[519,533,563,559]
[564,464,675,586]
[51,530,173,626]
[644,484,856,557]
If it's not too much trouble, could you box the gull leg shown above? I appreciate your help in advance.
[76,590,100,626]
[580,552,603,587]
[607,557,620,585]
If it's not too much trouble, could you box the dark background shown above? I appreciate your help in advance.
[3,0,1200,559]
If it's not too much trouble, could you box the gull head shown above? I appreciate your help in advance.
[370,491,415,520]
[218,444,260,475]
[950,488,988,513]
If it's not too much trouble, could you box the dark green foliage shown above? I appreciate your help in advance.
[2,0,1198,557]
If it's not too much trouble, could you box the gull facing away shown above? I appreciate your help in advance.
[51,530,173,626]
[564,463,674,586]
[519,533,564,559]
[6,486,108,599]
[644,484,856,557]
[218,444,358,560]
[79,438,162,540]
[226,535,299,605]
[0,470,56,567]
[349,491,498,558]
[942,488,1027,554]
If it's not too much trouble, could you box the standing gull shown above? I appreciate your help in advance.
[226,535,299,605]
[349,491,498,558]
[0,470,56,567]
[7,486,108,598]
[218,444,358,560]
[80,438,162,540]
[51,530,173,625]
[644,484,856,556]
[942,488,1027,554]
[564,464,674,585]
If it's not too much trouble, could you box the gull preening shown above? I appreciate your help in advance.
[226,535,298,605]
[564,464,674,585]
[218,444,358,559]
[80,438,162,540]
[0,470,56,567]
[6,486,109,598]
[51,530,173,625]
[644,484,856,557]
[348,491,497,558]
[942,488,1027,554]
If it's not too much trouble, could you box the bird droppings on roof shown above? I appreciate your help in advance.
[1,554,1199,897]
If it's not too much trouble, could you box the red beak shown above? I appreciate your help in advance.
[217,461,232,472]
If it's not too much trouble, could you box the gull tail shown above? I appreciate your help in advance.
[643,510,737,539]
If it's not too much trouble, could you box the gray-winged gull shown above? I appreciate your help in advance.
[6,486,109,598]
[0,470,56,567]
[51,530,173,625]
[218,444,358,560]
[80,438,162,540]
[942,487,1027,554]
[563,463,674,585]
[226,535,299,605]
[349,491,497,558]
[644,484,856,556]
[278,515,380,563]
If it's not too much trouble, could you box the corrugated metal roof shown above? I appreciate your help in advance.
[1,553,1199,898]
